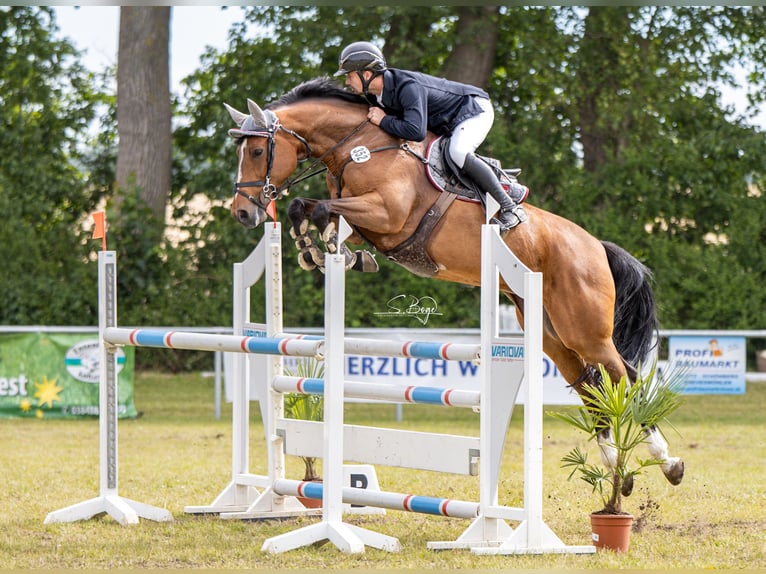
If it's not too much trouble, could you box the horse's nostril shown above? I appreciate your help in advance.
[237,209,250,224]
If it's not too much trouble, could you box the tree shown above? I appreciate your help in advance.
[115,6,171,237]
[442,6,500,88]
[0,7,106,325]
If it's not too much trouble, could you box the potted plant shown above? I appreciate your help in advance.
[548,363,683,552]
[283,358,325,507]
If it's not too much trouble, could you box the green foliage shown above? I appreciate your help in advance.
[549,364,684,514]
[0,7,105,325]
[283,358,325,423]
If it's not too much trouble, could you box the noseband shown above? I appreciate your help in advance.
[233,111,312,210]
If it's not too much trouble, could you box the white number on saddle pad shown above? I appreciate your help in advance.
[350,146,371,163]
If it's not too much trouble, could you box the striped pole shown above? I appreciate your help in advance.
[104,328,323,358]
[273,479,479,519]
[280,333,479,362]
[272,376,480,409]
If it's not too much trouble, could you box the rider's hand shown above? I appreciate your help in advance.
[367,107,386,126]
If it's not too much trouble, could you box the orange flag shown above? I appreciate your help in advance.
[92,211,106,251]
[266,200,277,222]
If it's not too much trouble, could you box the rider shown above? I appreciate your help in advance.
[334,41,527,231]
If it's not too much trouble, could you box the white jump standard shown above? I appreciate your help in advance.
[44,251,173,526]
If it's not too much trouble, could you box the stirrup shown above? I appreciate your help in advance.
[491,205,527,231]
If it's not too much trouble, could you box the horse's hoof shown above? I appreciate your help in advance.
[294,235,313,250]
[290,219,309,239]
[321,221,336,243]
[351,250,379,273]
[621,473,634,497]
[298,250,317,271]
[662,458,684,485]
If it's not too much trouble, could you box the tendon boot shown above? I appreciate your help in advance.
[462,154,527,232]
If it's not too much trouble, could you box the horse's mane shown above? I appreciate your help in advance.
[266,77,369,109]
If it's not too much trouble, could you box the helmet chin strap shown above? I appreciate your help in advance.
[357,70,382,96]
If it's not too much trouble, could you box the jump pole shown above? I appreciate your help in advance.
[259,222,594,553]
[44,250,173,526]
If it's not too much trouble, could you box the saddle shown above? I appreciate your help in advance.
[382,137,529,278]
[424,136,529,206]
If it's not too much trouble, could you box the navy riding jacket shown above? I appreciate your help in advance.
[377,68,489,141]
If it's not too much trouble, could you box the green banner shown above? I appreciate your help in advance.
[0,333,136,419]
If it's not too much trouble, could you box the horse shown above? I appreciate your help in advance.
[224,77,684,488]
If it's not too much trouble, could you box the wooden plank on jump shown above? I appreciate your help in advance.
[277,419,480,476]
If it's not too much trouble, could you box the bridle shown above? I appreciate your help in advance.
[232,110,372,212]
[232,110,314,211]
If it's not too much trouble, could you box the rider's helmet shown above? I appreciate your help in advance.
[334,41,387,77]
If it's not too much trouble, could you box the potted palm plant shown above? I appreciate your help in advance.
[283,358,324,507]
[548,363,683,552]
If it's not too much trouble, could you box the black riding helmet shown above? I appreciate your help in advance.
[334,41,387,77]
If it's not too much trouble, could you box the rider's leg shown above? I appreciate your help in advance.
[462,154,527,231]
[449,99,527,231]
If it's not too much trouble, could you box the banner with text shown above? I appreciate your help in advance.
[0,333,136,419]
[667,335,746,394]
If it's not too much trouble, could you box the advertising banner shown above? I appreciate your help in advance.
[667,335,746,394]
[0,333,136,419]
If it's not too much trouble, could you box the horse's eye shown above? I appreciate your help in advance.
[250,148,265,160]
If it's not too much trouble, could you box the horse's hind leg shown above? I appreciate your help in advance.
[536,312,683,489]
[644,426,684,485]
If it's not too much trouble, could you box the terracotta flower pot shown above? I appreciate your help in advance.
[590,512,633,552]
[297,495,323,509]
[297,478,323,509]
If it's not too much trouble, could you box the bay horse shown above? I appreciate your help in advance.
[224,77,683,488]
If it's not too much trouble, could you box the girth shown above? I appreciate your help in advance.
[381,190,457,278]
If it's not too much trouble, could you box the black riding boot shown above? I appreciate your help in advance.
[462,154,527,231]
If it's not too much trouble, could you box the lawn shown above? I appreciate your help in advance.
[1,371,764,569]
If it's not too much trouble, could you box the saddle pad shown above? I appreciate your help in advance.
[424,137,528,205]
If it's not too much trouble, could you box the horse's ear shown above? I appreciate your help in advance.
[224,103,248,127]
[247,99,268,127]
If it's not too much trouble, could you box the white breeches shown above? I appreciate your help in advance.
[448,97,494,169]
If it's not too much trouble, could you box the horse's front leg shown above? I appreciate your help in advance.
[311,200,379,273]
[287,198,326,271]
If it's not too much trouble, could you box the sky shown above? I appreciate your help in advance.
[53,6,246,93]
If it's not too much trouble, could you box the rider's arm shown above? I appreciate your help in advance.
[378,81,427,142]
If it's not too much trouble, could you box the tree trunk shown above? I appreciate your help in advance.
[442,6,499,89]
[575,7,632,173]
[116,6,171,231]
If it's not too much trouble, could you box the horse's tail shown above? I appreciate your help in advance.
[601,241,659,367]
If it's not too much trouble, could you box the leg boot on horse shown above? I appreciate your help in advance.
[462,153,527,232]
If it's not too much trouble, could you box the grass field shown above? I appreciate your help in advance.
[2,371,764,569]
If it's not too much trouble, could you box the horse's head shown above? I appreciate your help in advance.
[225,99,307,228]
